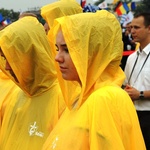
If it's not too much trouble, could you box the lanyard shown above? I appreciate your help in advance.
[128,51,150,85]
[128,51,139,84]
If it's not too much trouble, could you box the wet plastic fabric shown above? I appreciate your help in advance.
[0,70,19,127]
[0,17,65,150]
[42,11,146,150]
[41,0,82,28]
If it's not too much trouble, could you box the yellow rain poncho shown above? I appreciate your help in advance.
[42,11,146,149]
[0,17,65,150]
[41,0,83,28]
[0,70,19,127]
[0,24,19,128]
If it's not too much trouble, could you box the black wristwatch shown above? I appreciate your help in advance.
[139,91,144,100]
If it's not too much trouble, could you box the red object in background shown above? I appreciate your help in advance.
[123,50,135,56]
[81,0,86,8]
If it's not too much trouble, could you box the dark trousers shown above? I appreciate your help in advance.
[137,111,150,150]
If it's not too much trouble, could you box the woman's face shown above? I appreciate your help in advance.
[55,30,80,84]
[0,48,18,82]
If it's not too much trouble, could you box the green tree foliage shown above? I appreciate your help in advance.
[121,0,132,3]
[134,0,150,15]
[0,8,20,22]
[94,0,104,6]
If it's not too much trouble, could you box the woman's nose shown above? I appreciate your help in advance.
[55,51,64,63]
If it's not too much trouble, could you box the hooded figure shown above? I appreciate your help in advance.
[0,16,65,150]
[41,0,83,34]
[42,10,146,150]
[41,0,82,105]
[0,25,19,130]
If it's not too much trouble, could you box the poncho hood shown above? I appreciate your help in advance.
[0,17,57,97]
[50,10,125,109]
[41,0,83,28]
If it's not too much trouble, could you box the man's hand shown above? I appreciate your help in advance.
[124,84,140,101]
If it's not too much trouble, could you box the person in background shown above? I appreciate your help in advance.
[42,10,146,150]
[123,12,150,150]
[122,22,136,51]
[40,0,83,35]
[0,16,65,150]
[121,22,136,70]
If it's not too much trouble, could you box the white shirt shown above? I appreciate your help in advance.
[124,43,150,110]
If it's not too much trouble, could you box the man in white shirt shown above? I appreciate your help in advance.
[124,12,150,150]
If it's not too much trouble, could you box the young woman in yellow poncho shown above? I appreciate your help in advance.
[0,16,65,150]
[0,24,20,130]
[42,10,146,150]
[41,0,83,106]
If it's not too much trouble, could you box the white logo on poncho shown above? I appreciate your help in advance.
[28,121,44,137]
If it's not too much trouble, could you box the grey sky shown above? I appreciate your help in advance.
[0,0,114,12]
[0,0,140,12]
